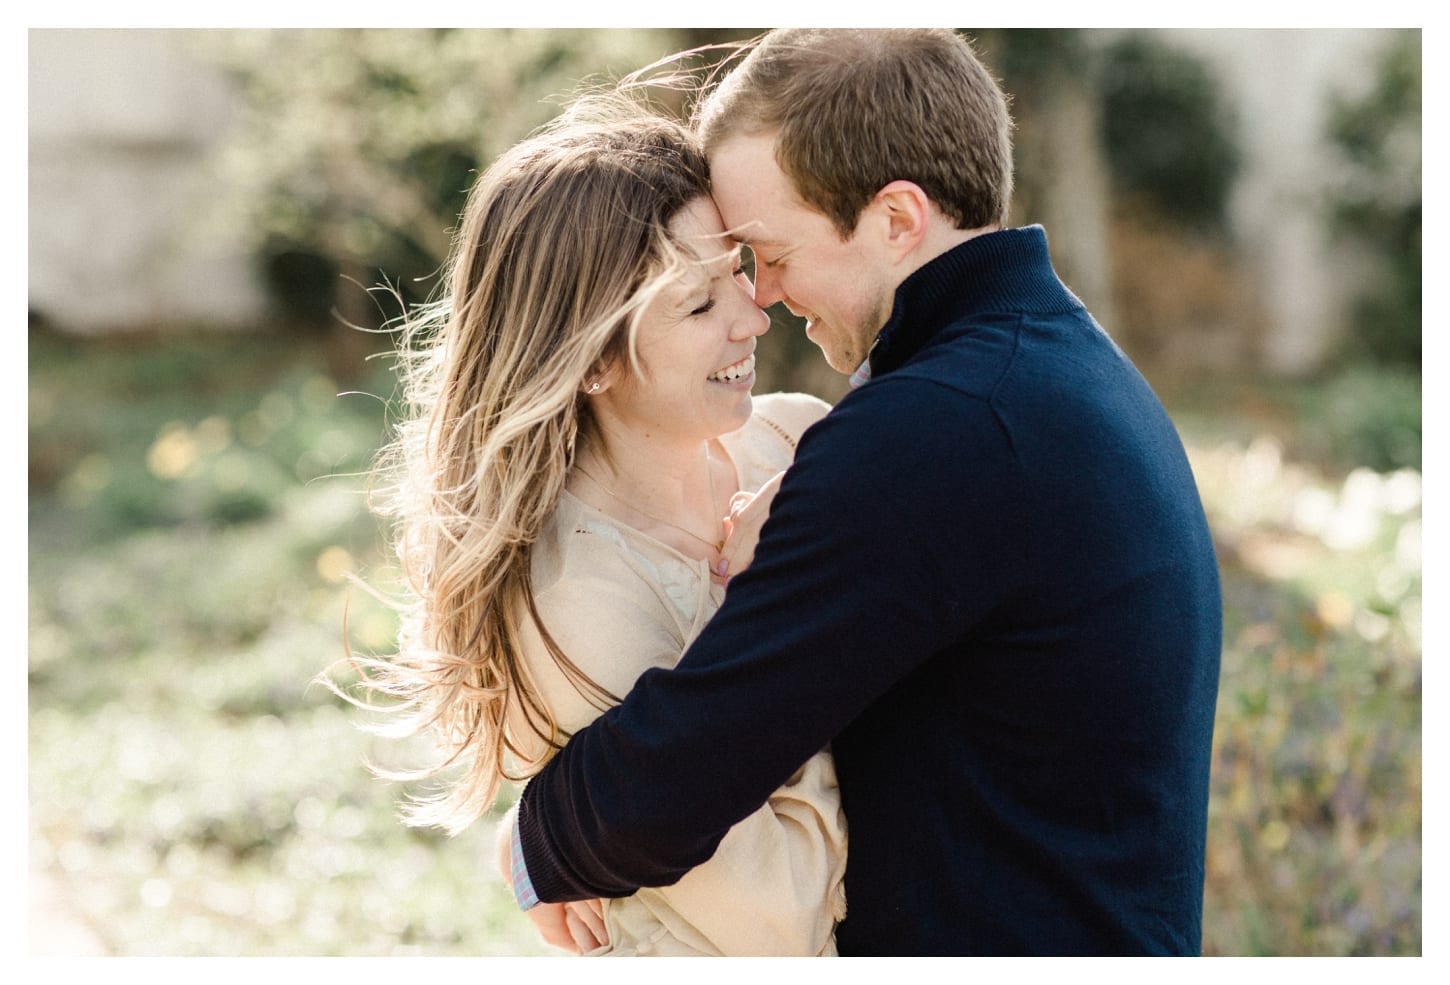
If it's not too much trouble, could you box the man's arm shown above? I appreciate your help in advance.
[515,380,1030,902]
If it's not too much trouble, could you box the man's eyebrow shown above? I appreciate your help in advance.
[723,220,776,247]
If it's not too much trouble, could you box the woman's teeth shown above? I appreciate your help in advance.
[708,354,755,383]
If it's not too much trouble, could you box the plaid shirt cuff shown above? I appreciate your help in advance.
[509,808,540,910]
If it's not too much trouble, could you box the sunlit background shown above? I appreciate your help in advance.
[28,27,1421,956]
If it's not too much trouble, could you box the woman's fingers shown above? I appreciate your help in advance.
[564,902,608,953]
[716,470,788,581]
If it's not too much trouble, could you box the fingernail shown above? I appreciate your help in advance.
[715,559,729,577]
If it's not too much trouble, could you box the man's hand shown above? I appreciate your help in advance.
[714,470,786,583]
[495,806,609,954]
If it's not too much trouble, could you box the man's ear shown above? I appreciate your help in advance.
[872,180,931,262]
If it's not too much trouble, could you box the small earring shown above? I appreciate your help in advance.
[586,380,602,394]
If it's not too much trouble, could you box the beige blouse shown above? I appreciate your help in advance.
[513,392,848,956]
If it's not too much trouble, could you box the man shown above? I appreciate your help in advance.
[507,28,1222,955]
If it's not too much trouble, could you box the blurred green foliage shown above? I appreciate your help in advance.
[29,331,1420,955]
[203,29,1420,387]
[1284,368,1421,474]
[201,28,713,326]
[1166,365,1421,475]
[28,327,550,955]
[1097,33,1241,233]
[1324,30,1421,369]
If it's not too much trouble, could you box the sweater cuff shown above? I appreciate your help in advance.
[509,808,540,910]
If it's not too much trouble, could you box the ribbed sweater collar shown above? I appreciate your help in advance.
[869,225,1080,377]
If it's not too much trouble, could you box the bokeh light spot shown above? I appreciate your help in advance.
[147,424,199,480]
[316,546,354,584]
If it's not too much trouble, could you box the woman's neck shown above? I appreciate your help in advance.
[571,425,737,558]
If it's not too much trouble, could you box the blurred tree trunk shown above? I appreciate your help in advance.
[1018,78,1117,334]
[987,29,1118,337]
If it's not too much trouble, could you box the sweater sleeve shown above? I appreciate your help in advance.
[516,377,1032,901]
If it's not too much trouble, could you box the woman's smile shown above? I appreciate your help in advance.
[707,352,756,386]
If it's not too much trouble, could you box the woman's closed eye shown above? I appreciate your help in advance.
[691,266,750,316]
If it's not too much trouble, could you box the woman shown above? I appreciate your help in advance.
[351,96,846,956]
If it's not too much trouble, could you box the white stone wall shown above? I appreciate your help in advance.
[1161,28,1401,375]
[29,29,267,333]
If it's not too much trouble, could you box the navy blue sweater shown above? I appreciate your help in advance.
[516,226,1222,955]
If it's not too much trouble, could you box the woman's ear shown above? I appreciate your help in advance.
[581,356,624,396]
[581,363,609,396]
[871,180,931,262]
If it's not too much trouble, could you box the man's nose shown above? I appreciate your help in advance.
[752,264,785,308]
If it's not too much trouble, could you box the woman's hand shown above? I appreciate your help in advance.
[524,899,608,954]
[496,806,608,953]
[713,470,786,584]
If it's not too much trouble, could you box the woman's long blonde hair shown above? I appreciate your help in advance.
[349,95,712,834]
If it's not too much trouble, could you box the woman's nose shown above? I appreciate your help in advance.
[730,290,771,340]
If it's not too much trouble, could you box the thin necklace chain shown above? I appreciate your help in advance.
[573,449,726,554]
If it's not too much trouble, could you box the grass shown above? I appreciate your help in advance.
[27,326,1421,955]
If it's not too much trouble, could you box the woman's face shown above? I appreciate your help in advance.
[601,196,771,444]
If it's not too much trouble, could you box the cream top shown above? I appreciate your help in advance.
[513,392,847,956]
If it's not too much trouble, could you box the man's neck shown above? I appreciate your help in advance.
[910,222,999,277]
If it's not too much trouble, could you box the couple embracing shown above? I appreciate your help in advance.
[353,27,1222,957]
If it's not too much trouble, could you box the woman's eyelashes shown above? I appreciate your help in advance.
[689,265,750,317]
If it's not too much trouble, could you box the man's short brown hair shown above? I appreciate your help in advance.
[696,28,1014,239]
